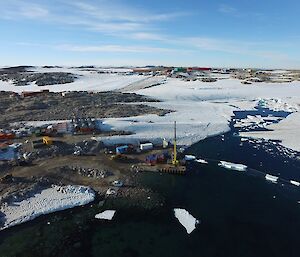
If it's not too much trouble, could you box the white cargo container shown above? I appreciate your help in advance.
[140,143,153,151]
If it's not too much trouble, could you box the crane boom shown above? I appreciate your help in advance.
[172,121,179,166]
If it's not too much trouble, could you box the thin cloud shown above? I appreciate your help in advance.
[57,44,183,54]
[0,1,49,19]
[20,5,49,18]
[129,32,167,41]
[218,4,244,18]
[71,1,189,23]
[2,0,295,66]
[127,34,295,61]
[218,3,266,20]
[218,4,238,14]
[182,37,248,53]
[62,18,144,33]
[181,37,295,63]
[16,42,51,47]
[0,0,189,35]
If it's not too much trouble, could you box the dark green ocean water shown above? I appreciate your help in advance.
[1,131,300,257]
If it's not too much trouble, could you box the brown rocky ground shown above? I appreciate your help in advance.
[0,137,171,210]
[0,91,171,127]
[0,89,171,212]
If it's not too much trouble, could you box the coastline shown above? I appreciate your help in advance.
[1,115,299,231]
[1,67,300,236]
[0,130,300,257]
[0,185,96,231]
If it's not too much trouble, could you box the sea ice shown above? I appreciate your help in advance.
[265,174,279,183]
[2,67,300,151]
[290,180,300,187]
[95,210,116,220]
[195,159,208,164]
[184,155,196,161]
[218,161,247,172]
[256,98,298,112]
[174,208,199,234]
[240,113,300,152]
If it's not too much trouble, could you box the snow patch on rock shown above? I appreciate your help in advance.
[0,185,95,230]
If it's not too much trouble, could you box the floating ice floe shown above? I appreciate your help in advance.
[290,180,300,187]
[239,113,300,152]
[174,208,199,234]
[95,210,116,220]
[257,98,298,112]
[184,155,196,161]
[0,185,95,231]
[265,174,279,183]
[218,161,247,172]
[195,159,208,164]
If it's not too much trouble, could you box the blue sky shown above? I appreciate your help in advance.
[1,0,300,68]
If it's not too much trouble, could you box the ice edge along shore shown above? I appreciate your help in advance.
[0,185,95,231]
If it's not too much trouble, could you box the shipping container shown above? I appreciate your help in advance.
[116,145,129,154]
[140,143,153,151]
[0,133,15,141]
[174,67,187,73]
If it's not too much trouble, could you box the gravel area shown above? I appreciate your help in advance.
[0,91,171,126]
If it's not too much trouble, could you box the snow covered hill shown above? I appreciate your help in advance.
[1,66,300,151]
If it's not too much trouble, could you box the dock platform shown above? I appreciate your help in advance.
[132,164,187,175]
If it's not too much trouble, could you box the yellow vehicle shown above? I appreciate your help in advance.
[42,136,53,145]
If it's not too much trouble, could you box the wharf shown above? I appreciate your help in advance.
[133,163,186,175]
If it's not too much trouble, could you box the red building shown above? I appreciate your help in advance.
[21,90,50,98]
[187,67,211,72]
